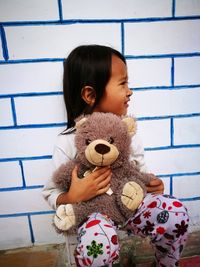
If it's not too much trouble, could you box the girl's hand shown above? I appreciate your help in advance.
[146,174,164,194]
[64,165,112,203]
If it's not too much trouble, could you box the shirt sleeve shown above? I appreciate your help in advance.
[129,132,148,173]
[42,132,76,210]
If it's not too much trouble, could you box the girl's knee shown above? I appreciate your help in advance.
[75,213,120,266]
[155,195,189,239]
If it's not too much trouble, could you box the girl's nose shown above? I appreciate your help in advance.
[127,88,133,96]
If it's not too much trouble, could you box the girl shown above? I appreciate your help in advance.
[42,45,189,267]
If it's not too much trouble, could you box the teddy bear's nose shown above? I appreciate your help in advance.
[95,143,110,155]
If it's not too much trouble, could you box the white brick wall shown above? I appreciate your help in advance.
[1,0,200,249]
[0,162,22,188]
[61,0,172,19]
[15,95,66,125]
[176,0,200,16]
[145,148,200,175]
[175,57,200,85]
[125,20,200,55]
[127,58,171,87]
[130,89,200,117]
[0,127,64,158]
[0,0,59,22]
[0,98,13,126]
[31,214,65,244]
[0,62,63,94]
[0,217,32,249]
[6,24,121,59]
[174,116,200,145]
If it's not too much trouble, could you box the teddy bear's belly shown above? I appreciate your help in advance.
[75,194,126,227]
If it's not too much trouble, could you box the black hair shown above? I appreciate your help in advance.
[63,44,126,129]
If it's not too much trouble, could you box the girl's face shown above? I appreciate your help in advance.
[94,55,132,116]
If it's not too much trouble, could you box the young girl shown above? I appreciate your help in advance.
[42,45,189,267]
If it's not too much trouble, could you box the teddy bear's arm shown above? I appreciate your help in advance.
[52,160,77,191]
[129,162,152,186]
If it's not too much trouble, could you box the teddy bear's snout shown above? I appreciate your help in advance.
[95,143,110,155]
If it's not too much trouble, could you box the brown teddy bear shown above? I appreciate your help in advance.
[53,112,152,234]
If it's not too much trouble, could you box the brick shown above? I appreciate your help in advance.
[183,200,200,233]
[0,62,63,95]
[145,147,200,175]
[173,175,200,198]
[0,161,22,188]
[127,58,171,88]
[0,0,59,22]
[23,159,53,186]
[62,0,171,19]
[162,177,170,195]
[5,24,121,59]
[129,88,200,117]
[0,217,31,249]
[174,116,200,145]
[125,20,200,55]
[175,0,200,16]
[175,57,200,86]
[31,214,65,244]
[15,95,66,125]
[0,98,13,126]
[0,188,51,214]
[0,127,64,159]
[137,119,171,148]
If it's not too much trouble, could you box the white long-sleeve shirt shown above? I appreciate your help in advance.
[42,129,148,210]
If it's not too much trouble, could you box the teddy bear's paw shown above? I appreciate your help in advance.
[54,204,75,231]
[121,181,144,211]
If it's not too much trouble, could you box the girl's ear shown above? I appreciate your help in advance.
[81,86,96,106]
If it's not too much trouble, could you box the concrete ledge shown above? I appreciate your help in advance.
[0,232,199,267]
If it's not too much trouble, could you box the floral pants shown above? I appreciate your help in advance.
[74,194,189,267]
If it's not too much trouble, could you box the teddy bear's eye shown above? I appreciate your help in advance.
[108,137,114,144]
[85,138,92,145]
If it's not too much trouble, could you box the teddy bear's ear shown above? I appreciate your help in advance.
[122,117,137,136]
[75,117,88,129]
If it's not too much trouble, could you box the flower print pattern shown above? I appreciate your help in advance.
[143,210,151,219]
[157,210,169,224]
[173,220,188,238]
[75,194,189,267]
[86,240,103,258]
[111,234,118,245]
[142,221,155,235]
[126,193,189,267]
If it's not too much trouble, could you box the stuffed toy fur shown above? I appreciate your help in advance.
[53,112,152,234]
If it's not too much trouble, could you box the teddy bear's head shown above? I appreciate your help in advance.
[75,112,136,169]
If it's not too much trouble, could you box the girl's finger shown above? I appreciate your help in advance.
[97,175,112,189]
[97,184,111,195]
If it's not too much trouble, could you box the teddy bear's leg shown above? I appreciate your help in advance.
[54,204,75,231]
[121,181,144,211]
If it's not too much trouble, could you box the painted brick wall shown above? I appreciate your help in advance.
[0,0,200,249]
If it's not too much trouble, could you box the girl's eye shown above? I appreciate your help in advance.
[120,81,128,86]
[85,139,91,145]
[108,137,114,144]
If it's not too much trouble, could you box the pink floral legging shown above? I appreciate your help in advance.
[74,193,189,267]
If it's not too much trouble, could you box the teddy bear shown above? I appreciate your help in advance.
[53,112,152,234]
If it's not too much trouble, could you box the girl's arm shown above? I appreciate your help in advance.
[130,133,148,172]
[42,133,111,209]
[56,165,111,205]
